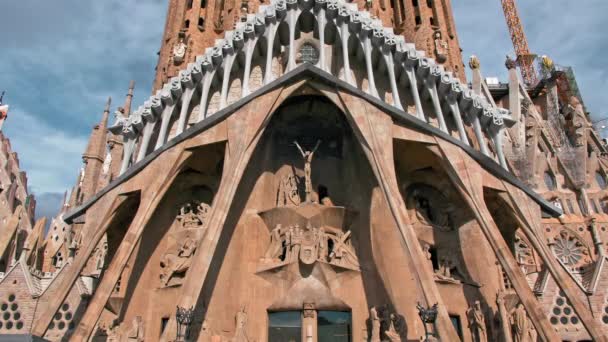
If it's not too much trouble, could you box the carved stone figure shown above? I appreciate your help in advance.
[467,301,487,342]
[433,31,448,63]
[565,96,587,147]
[173,37,187,64]
[384,313,402,342]
[294,140,321,203]
[232,306,248,342]
[511,303,530,342]
[258,222,359,271]
[113,107,128,127]
[369,306,381,342]
[159,202,211,287]
[127,316,144,341]
[408,185,452,230]
[262,224,284,262]
[328,230,359,269]
[160,237,197,286]
[277,173,301,206]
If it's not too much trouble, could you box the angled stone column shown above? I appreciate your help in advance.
[241,20,262,97]
[499,186,608,342]
[219,38,237,110]
[335,92,461,341]
[30,196,130,337]
[316,6,327,72]
[70,151,192,341]
[360,18,378,98]
[285,5,299,72]
[419,59,447,131]
[263,18,279,85]
[136,96,163,162]
[460,88,490,156]
[154,79,181,149]
[159,86,289,342]
[438,73,469,145]
[176,69,196,135]
[403,47,425,121]
[336,6,353,85]
[430,140,559,341]
[110,108,143,175]
[381,33,402,110]
[487,108,515,170]
[197,54,218,122]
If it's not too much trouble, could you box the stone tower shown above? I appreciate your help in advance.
[153,0,465,89]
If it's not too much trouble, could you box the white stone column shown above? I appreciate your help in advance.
[154,81,179,150]
[177,70,195,135]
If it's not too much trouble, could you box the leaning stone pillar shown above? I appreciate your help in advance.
[430,139,560,341]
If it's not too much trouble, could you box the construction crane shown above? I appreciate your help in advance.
[500,0,537,85]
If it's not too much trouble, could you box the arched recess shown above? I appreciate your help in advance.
[394,140,500,341]
[172,94,418,341]
[94,142,226,338]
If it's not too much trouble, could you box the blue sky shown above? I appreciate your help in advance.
[1,0,607,219]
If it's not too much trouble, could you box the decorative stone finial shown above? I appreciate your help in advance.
[468,55,480,70]
[505,55,517,70]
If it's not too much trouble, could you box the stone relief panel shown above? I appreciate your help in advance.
[260,222,359,272]
[406,183,453,231]
[159,202,211,288]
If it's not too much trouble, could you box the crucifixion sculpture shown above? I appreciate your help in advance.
[294,140,321,203]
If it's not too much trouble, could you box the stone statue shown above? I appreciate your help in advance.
[294,140,321,203]
[466,301,487,342]
[329,231,359,269]
[173,37,187,64]
[113,107,128,127]
[127,316,144,341]
[262,224,284,262]
[277,173,300,206]
[232,306,248,342]
[384,313,402,342]
[433,31,448,63]
[369,306,381,342]
[160,237,197,286]
[510,303,530,342]
[159,202,210,287]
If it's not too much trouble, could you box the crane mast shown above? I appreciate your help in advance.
[500,0,537,85]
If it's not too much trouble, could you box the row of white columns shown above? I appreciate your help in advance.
[108,0,514,177]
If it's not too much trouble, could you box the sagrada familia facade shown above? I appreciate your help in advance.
[0,0,607,341]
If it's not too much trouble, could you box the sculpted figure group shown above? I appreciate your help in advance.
[262,223,359,270]
[159,202,211,288]
[369,306,405,342]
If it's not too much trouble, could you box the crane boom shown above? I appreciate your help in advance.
[500,0,536,85]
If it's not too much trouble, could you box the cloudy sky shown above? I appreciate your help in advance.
[1,0,607,220]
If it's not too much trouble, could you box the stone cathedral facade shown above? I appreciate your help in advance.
[0,0,608,341]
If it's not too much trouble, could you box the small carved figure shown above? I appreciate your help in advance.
[467,301,488,342]
[277,173,301,206]
[433,31,448,63]
[232,306,249,342]
[173,37,188,64]
[384,313,402,342]
[113,107,128,127]
[262,224,284,262]
[369,306,381,342]
[294,140,321,203]
[127,316,144,342]
[510,303,530,342]
[160,237,197,286]
[329,231,359,269]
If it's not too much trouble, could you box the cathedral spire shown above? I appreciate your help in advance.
[124,80,135,116]
[79,97,112,203]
